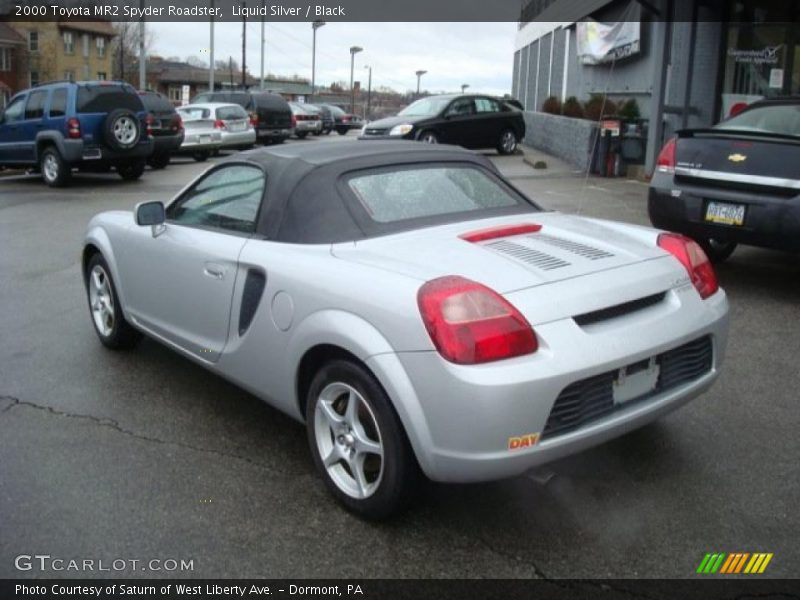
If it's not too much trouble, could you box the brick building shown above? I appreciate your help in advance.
[0,22,25,106]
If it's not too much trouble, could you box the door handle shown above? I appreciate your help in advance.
[203,262,227,280]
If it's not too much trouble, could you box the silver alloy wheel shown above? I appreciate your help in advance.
[420,132,437,144]
[501,130,517,153]
[314,382,384,499]
[42,153,59,182]
[113,116,138,146]
[88,265,115,337]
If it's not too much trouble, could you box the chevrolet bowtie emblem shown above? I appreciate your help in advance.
[728,153,747,162]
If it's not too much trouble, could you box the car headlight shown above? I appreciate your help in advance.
[389,124,414,136]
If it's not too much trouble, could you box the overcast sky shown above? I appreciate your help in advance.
[147,22,518,95]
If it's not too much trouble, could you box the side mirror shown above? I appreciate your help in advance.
[135,200,165,226]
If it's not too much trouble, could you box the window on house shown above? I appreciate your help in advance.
[28,31,38,52]
[29,71,39,87]
[82,34,89,58]
[0,47,11,72]
[168,86,182,102]
[64,70,74,81]
[96,37,105,57]
[63,32,74,54]
[97,72,107,81]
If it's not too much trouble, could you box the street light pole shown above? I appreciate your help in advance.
[208,0,215,91]
[364,65,372,120]
[311,21,325,102]
[349,45,362,114]
[461,83,469,93]
[260,1,265,90]
[415,69,427,96]
[138,0,145,90]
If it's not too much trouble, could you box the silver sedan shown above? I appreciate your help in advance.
[82,142,729,519]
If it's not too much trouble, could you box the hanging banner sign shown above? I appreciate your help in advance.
[576,2,641,65]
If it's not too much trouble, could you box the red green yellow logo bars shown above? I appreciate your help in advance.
[696,552,773,574]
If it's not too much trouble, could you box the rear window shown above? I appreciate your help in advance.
[217,105,247,120]
[716,103,800,137]
[253,93,289,111]
[77,84,142,113]
[347,166,526,224]
[140,93,175,113]
[178,107,210,120]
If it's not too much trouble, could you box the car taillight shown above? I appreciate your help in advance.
[249,112,258,127]
[144,115,153,138]
[174,115,183,131]
[655,137,677,174]
[291,114,297,128]
[417,276,538,365]
[214,119,225,130]
[66,117,81,139]
[657,233,719,299]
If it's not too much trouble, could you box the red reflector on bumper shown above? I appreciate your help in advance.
[459,223,542,243]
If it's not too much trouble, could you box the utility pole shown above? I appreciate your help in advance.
[415,69,427,96]
[209,0,215,91]
[349,45,362,114]
[241,1,247,88]
[364,65,372,121]
[260,1,265,89]
[311,21,325,101]
[118,25,125,81]
[229,56,233,88]
[138,0,145,89]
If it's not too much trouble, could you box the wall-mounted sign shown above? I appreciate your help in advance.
[728,46,782,65]
[769,68,784,88]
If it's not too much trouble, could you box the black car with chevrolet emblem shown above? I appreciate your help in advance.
[648,97,800,262]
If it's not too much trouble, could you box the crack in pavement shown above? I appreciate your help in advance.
[0,394,294,477]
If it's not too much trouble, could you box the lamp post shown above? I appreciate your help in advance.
[415,69,427,96]
[364,65,372,120]
[349,45,362,113]
[461,83,469,93]
[311,21,325,101]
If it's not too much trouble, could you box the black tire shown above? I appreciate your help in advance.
[336,127,348,136]
[698,238,737,263]
[104,109,141,151]
[117,160,146,181]
[296,131,308,139]
[85,253,142,350]
[306,359,421,520]
[147,153,171,170]
[496,129,518,155]
[275,137,286,144]
[39,146,71,187]
[192,151,210,162]
[417,130,439,144]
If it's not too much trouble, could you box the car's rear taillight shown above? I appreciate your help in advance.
[214,119,226,130]
[657,233,719,299]
[144,115,153,138]
[249,112,258,127]
[66,117,81,139]
[174,115,183,131]
[417,276,538,365]
[655,137,677,174]
[291,114,297,128]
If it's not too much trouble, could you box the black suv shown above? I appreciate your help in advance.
[0,80,154,186]
[138,90,184,170]
[191,90,293,144]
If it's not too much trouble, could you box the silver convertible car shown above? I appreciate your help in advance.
[82,142,729,518]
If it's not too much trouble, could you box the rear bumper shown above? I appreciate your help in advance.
[370,286,729,483]
[256,127,292,140]
[62,139,154,163]
[648,172,800,252]
[152,133,184,154]
[220,129,256,148]
[295,121,321,133]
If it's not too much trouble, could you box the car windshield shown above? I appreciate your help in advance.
[139,93,174,113]
[77,84,142,113]
[398,97,451,117]
[715,104,800,137]
[217,106,247,120]
[347,166,528,223]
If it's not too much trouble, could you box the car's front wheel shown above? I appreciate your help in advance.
[699,238,737,263]
[192,151,210,162]
[147,153,171,170]
[497,129,518,155]
[117,160,146,181]
[306,360,420,520]
[85,254,142,349]
[418,130,438,144]
[40,146,71,187]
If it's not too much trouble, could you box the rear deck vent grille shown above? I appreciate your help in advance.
[573,292,667,327]
[486,240,570,271]
[531,234,614,260]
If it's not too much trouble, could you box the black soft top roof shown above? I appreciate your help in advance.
[221,141,514,243]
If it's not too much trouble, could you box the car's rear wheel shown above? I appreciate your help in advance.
[296,131,308,139]
[336,127,348,135]
[39,146,70,187]
[699,238,737,263]
[147,152,171,170]
[418,130,438,144]
[306,359,420,520]
[117,160,146,181]
[497,129,518,155]
[85,254,142,350]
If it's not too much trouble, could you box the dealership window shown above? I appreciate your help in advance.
[29,71,39,87]
[63,32,74,54]
[28,31,38,52]
[96,37,105,57]
[0,47,11,71]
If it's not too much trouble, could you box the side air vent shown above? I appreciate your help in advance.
[239,269,266,336]
[574,292,667,327]
[486,240,571,271]
[532,234,614,260]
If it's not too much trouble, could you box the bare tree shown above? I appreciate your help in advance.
[111,22,157,83]
[185,56,207,68]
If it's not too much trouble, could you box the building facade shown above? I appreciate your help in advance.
[7,20,116,91]
[514,0,800,173]
[0,22,25,106]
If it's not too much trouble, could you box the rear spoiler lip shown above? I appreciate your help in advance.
[676,128,800,143]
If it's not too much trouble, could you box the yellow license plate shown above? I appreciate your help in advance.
[705,201,745,226]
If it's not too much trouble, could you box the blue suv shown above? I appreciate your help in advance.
[0,80,154,186]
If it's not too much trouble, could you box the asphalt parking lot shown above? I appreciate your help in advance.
[1,131,798,579]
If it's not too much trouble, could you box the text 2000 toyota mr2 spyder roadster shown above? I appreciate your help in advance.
[83,141,729,518]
